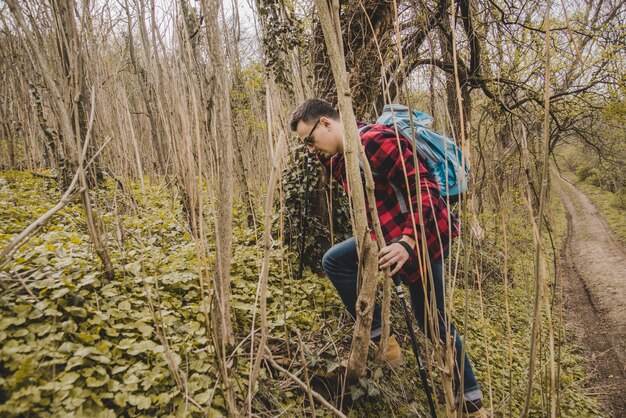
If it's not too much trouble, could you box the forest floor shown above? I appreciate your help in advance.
[554,173,626,417]
[0,171,607,417]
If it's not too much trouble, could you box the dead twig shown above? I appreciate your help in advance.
[246,132,287,412]
[30,172,57,180]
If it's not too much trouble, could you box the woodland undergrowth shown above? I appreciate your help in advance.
[0,171,602,417]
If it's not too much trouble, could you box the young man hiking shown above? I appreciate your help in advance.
[290,98,484,415]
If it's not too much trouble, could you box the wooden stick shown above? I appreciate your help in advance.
[0,105,96,267]
[246,132,287,410]
[315,0,382,380]
[30,172,57,179]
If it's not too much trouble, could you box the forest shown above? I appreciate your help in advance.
[0,0,624,417]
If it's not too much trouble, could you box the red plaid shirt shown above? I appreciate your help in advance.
[318,123,459,283]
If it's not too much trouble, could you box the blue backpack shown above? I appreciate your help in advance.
[359,104,469,201]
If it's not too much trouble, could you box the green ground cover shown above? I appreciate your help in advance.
[0,171,603,417]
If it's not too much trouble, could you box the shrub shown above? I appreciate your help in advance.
[575,164,595,182]
[612,187,626,210]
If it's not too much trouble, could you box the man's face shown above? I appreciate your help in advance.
[295,116,343,158]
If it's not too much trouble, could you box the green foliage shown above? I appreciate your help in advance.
[575,163,619,192]
[281,149,352,274]
[256,2,305,93]
[0,171,344,417]
[557,140,626,245]
[569,99,626,197]
[613,187,626,211]
[0,171,605,417]
[575,164,595,183]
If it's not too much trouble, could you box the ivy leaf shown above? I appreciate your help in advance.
[114,392,128,407]
[133,320,153,337]
[50,287,70,300]
[350,385,365,401]
[326,360,340,373]
[86,374,109,387]
[60,372,80,385]
[128,394,151,410]
[231,301,254,311]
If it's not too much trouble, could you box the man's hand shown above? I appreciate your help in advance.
[378,235,416,277]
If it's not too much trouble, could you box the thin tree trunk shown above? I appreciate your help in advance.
[247,132,286,412]
[1,76,16,169]
[52,0,86,187]
[200,0,234,347]
[522,3,557,415]
[234,123,256,228]
[77,90,115,281]
[315,0,380,380]
[3,121,16,169]
[124,0,166,176]
[221,5,256,229]
[28,81,64,177]
[199,0,236,414]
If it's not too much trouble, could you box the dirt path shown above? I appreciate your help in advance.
[554,174,626,417]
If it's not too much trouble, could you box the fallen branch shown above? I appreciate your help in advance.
[0,94,107,268]
[296,329,317,417]
[13,269,41,304]
[30,172,57,180]
[0,170,82,268]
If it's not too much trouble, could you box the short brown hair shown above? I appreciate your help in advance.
[289,98,340,132]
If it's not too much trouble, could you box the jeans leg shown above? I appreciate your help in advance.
[322,237,382,339]
[406,260,481,400]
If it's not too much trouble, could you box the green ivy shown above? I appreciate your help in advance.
[0,171,605,417]
[281,148,352,275]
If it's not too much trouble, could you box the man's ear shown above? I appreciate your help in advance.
[319,116,333,129]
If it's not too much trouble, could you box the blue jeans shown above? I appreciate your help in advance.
[322,237,482,401]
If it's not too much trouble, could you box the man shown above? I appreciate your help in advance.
[290,98,484,415]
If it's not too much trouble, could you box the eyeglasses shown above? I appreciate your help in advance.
[303,119,320,147]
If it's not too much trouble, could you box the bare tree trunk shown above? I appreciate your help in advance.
[315,0,380,380]
[123,0,166,175]
[52,0,85,187]
[76,90,115,280]
[1,77,17,169]
[522,3,557,415]
[247,132,286,412]
[234,122,256,228]
[198,2,236,414]
[438,29,471,140]
[55,0,113,278]
[222,1,256,229]
[3,122,16,169]
[29,81,64,177]
[200,0,234,347]
[78,129,115,280]
[312,0,394,119]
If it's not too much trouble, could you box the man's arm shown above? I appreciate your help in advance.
[363,129,432,275]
